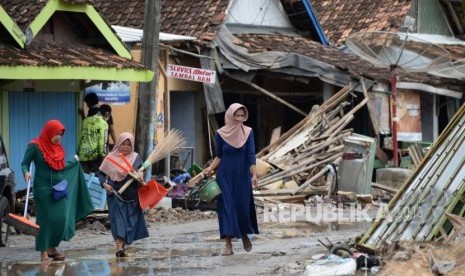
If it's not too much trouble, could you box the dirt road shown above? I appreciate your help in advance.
[0,208,370,275]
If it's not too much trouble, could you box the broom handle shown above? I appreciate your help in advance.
[106,156,139,180]
[117,178,135,194]
[117,160,152,194]
[119,153,138,175]
[24,164,32,217]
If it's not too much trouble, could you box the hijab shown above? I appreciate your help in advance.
[99,132,138,182]
[217,103,252,148]
[30,120,66,170]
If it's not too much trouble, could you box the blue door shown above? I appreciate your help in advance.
[8,91,77,191]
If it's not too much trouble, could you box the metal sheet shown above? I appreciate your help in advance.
[359,103,465,251]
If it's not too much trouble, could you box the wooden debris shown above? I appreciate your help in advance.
[408,143,426,168]
[371,182,399,194]
[445,213,465,242]
[255,84,369,204]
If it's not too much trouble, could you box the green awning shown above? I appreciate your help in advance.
[0,65,153,82]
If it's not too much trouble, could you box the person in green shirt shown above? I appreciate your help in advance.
[77,112,109,173]
[21,120,94,263]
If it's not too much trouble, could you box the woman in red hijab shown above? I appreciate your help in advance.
[203,103,259,255]
[22,120,94,263]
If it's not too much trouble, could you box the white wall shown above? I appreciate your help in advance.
[225,0,293,28]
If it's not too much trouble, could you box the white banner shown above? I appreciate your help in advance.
[167,64,216,84]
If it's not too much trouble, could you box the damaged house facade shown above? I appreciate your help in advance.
[0,0,153,190]
[93,0,465,173]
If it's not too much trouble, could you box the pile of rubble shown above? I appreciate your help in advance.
[145,207,217,224]
[254,84,369,205]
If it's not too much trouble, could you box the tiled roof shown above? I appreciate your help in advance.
[93,0,230,41]
[3,0,464,88]
[0,40,146,69]
[161,0,228,40]
[91,0,145,29]
[234,33,465,89]
[310,0,415,46]
[0,0,94,31]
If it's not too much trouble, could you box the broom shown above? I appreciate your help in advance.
[118,129,187,194]
[3,166,40,236]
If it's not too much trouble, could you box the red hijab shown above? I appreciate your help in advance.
[30,120,66,170]
[218,103,252,148]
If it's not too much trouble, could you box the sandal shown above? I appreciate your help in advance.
[48,252,66,261]
[116,249,128,258]
[242,237,252,252]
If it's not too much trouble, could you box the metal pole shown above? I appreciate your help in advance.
[137,0,161,162]
[391,65,399,167]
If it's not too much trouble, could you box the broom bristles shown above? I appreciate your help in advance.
[146,129,187,164]
[117,129,187,195]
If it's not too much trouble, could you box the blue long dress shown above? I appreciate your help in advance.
[97,155,149,245]
[215,130,259,239]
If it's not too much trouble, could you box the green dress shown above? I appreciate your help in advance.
[21,144,94,251]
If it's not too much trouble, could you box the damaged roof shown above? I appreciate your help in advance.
[310,0,415,47]
[359,102,465,251]
[91,0,465,93]
[234,33,464,93]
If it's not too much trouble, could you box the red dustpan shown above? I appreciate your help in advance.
[138,179,169,209]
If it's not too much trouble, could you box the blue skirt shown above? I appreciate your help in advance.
[107,194,149,244]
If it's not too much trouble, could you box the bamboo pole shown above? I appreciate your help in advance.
[258,153,342,187]
[257,84,353,157]
[248,82,308,116]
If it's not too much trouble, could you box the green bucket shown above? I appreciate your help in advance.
[199,179,222,202]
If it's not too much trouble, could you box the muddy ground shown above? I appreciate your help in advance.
[0,206,371,275]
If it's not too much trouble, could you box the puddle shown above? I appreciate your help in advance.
[0,220,371,274]
[0,245,216,275]
[0,260,207,276]
[169,230,219,243]
[260,220,371,239]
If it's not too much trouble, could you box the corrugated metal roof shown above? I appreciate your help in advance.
[359,103,465,252]
[112,25,196,43]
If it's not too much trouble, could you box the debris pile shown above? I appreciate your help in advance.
[379,240,465,276]
[255,84,368,204]
[146,207,217,224]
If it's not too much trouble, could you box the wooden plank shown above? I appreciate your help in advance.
[375,147,389,164]
[269,126,281,145]
[371,182,399,194]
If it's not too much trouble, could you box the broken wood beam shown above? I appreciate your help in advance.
[292,157,342,195]
[258,153,342,186]
[257,84,353,157]
[371,182,398,194]
[248,82,308,116]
